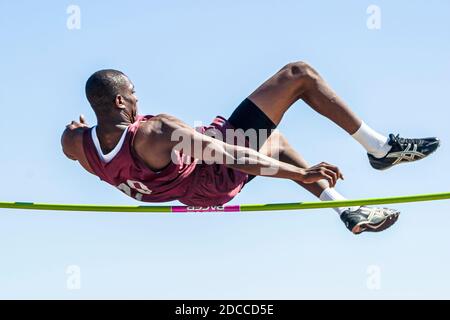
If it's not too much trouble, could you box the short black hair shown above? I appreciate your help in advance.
[85,69,130,113]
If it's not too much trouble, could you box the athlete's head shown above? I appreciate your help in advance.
[85,69,138,121]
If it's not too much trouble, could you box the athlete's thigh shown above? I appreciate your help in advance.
[247,65,300,125]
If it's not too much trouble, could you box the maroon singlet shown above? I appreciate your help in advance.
[82,115,248,206]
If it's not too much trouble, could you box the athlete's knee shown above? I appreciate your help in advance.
[281,61,319,87]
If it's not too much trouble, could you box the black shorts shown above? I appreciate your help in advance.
[227,98,277,183]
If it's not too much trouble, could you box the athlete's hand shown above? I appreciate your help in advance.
[299,162,344,188]
[66,115,89,130]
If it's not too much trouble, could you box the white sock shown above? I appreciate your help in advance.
[319,188,360,215]
[352,121,391,158]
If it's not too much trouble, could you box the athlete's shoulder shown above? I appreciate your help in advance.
[134,114,172,148]
[133,114,180,171]
[134,113,181,143]
[134,113,198,152]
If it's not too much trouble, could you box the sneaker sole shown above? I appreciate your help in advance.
[352,211,400,234]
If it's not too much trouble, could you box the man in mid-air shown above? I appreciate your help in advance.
[61,61,440,234]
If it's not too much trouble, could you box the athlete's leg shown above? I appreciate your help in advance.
[247,62,391,158]
[248,61,361,133]
[227,95,344,201]
[255,130,399,234]
[257,130,359,212]
[247,61,439,167]
[226,74,401,233]
[257,130,327,198]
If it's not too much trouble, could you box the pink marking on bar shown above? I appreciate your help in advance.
[224,205,240,212]
[172,206,188,212]
[171,205,240,213]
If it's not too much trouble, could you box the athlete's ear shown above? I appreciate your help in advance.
[114,95,126,109]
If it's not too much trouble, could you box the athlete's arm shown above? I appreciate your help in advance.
[61,128,83,160]
[61,115,89,160]
[61,115,96,175]
[134,114,343,187]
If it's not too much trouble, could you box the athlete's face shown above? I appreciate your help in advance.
[120,79,139,121]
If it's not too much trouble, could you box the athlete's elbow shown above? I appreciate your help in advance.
[63,150,77,161]
[60,128,78,160]
[60,129,70,155]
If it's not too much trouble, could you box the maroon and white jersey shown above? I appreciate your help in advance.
[82,115,248,206]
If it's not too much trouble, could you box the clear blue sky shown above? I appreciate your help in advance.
[1,0,449,299]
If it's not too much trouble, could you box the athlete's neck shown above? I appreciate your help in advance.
[95,111,135,152]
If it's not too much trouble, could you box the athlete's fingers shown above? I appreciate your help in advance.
[310,168,333,187]
[330,168,338,186]
[316,163,336,184]
[66,121,77,129]
[328,164,343,181]
[66,119,86,130]
[322,168,337,187]
[320,172,334,187]
[307,163,341,186]
[321,162,344,181]
[306,165,332,186]
[80,114,86,124]
[320,162,339,173]
[304,169,336,187]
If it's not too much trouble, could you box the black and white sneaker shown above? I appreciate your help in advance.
[340,206,400,235]
[368,134,440,170]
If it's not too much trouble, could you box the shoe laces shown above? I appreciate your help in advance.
[389,134,424,147]
[358,206,391,217]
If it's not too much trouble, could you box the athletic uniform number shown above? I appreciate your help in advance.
[117,180,152,201]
